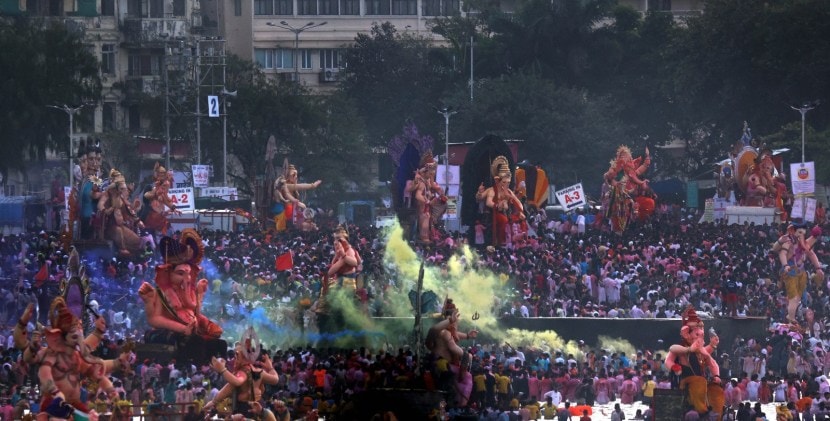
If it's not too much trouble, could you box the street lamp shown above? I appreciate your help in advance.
[47,103,90,189]
[790,101,820,164]
[221,88,237,186]
[267,21,328,83]
[436,106,458,192]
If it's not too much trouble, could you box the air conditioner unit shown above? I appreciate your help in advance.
[279,73,298,82]
[321,68,340,82]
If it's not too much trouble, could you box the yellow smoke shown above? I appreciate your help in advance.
[381,221,637,353]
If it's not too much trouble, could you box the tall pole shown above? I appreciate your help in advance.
[196,41,202,164]
[437,106,458,192]
[223,92,228,186]
[221,89,237,186]
[48,104,88,189]
[791,102,818,164]
[469,35,474,103]
[294,31,300,82]
[267,21,327,83]
[164,43,171,170]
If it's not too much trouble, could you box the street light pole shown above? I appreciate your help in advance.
[221,89,237,186]
[436,106,458,192]
[47,104,89,189]
[267,21,328,83]
[790,101,819,164]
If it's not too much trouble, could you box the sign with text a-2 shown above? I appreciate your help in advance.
[167,187,195,211]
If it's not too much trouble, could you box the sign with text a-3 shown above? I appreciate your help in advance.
[555,183,587,210]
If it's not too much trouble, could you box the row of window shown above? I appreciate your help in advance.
[253,0,458,16]
[254,48,343,70]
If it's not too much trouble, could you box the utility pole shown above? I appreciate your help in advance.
[436,106,458,192]
[790,101,819,164]
[47,104,89,188]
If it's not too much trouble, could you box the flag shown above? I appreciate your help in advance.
[275,251,293,271]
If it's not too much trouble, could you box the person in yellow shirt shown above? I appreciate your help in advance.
[192,392,205,414]
[113,392,132,421]
[641,374,656,405]
[524,400,541,420]
[540,396,557,419]
[473,369,487,408]
[496,372,512,405]
[93,392,110,414]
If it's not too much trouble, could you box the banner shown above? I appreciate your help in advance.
[790,161,816,196]
[201,187,238,201]
[192,165,210,188]
[173,171,191,189]
[64,186,71,211]
[168,187,195,211]
[555,183,587,211]
[806,198,817,223]
[435,165,460,187]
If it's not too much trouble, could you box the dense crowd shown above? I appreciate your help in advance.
[1,202,830,420]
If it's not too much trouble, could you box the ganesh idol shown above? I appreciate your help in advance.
[475,156,524,247]
[271,159,322,231]
[406,151,447,243]
[602,145,652,234]
[665,306,724,420]
[14,298,131,420]
[139,162,180,237]
[138,229,226,364]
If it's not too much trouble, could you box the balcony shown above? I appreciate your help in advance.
[122,17,189,45]
[63,15,118,35]
[124,76,162,98]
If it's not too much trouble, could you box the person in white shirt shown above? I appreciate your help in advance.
[576,213,586,236]
[542,388,562,406]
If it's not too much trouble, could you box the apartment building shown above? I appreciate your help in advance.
[209,0,702,90]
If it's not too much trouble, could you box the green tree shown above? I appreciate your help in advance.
[661,0,830,162]
[198,56,369,203]
[447,73,633,195]
[339,22,456,147]
[0,18,100,177]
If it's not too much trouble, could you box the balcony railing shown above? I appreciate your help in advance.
[122,17,189,44]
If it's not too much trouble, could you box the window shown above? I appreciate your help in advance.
[301,49,313,69]
[366,0,389,14]
[423,0,457,16]
[648,0,671,11]
[103,103,116,132]
[297,0,317,15]
[320,49,341,69]
[149,0,164,17]
[101,44,116,75]
[129,106,141,134]
[172,0,185,16]
[319,0,337,14]
[441,0,458,16]
[392,0,415,14]
[275,0,292,14]
[101,0,114,15]
[340,0,358,14]
[128,54,161,76]
[254,49,295,69]
[233,0,242,15]
[127,0,143,17]
[254,0,273,15]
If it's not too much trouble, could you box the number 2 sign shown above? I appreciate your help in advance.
[207,95,219,118]
[167,187,195,211]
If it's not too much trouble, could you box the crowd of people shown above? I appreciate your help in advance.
[1,201,830,420]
